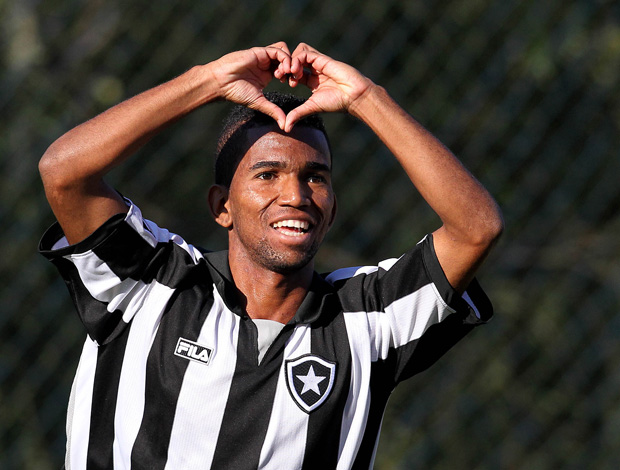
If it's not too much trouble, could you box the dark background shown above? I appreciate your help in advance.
[1,0,619,468]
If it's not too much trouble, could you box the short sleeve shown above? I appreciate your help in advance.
[329,234,493,385]
[39,200,206,344]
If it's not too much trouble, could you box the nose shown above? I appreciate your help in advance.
[278,176,311,207]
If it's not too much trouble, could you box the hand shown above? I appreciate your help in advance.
[209,42,299,130]
[284,43,374,132]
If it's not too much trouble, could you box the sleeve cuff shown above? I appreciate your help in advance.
[420,233,493,324]
[39,212,129,259]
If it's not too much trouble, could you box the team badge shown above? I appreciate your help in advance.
[285,354,336,413]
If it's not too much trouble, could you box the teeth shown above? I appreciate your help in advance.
[272,220,310,231]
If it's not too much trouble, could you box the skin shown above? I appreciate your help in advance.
[39,41,503,325]
[208,125,336,322]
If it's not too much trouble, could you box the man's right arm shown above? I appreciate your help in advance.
[39,43,298,245]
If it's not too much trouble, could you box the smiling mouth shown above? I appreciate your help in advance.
[271,220,311,237]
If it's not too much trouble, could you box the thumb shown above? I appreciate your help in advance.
[283,102,319,133]
[252,96,287,130]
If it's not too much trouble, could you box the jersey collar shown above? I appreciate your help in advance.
[203,250,338,325]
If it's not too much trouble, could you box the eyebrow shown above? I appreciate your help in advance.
[306,161,331,173]
[249,161,286,171]
[249,161,331,172]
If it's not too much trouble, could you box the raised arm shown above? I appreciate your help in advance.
[39,43,297,245]
[286,44,503,293]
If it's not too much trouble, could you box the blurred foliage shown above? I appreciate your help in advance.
[1,0,619,468]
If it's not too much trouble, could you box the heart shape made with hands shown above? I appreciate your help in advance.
[257,43,369,132]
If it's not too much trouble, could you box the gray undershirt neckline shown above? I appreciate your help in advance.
[253,319,286,364]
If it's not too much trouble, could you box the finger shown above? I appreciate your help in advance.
[265,43,299,83]
[290,60,316,81]
[251,47,280,74]
[290,43,320,79]
[273,65,288,81]
[267,41,291,55]
[262,46,293,78]
[252,96,287,130]
[291,43,322,64]
[291,42,320,56]
[284,101,320,133]
[265,41,292,69]
[291,53,330,86]
[298,49,328,73]
[291,67,318,90]
[290,57,303,80]
[276,56,295,80]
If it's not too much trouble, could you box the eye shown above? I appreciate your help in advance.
[307,173,327,184]
[256,171,275,180]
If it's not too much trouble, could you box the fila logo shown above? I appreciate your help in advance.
[174,338,213,365]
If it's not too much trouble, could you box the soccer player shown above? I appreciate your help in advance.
[39,42,503,469]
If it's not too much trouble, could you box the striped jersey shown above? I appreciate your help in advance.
[39,200,492,470]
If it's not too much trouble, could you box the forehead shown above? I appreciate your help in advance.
[240,125,331,168]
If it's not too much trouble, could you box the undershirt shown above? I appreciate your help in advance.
[253,319,286,364]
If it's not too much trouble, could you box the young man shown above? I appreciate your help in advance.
[39,42,503,469]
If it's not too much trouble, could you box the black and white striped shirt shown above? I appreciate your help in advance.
[40,200,492,470]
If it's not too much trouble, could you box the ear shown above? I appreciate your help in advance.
[208,184,233,228]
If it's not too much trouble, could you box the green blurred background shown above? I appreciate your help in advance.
[2,0,619,468]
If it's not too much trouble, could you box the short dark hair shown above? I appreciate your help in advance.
[214,91,331,187]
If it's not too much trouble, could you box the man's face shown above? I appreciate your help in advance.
[222,125,336,274]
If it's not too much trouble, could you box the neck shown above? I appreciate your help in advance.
[228,253,314,324]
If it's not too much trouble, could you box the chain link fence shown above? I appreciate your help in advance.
[2,0,619,468]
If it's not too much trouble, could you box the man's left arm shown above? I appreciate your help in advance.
[285,44,503,293]
[348,87,503,293]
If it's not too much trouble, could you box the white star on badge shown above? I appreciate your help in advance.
[296,365,327,396]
